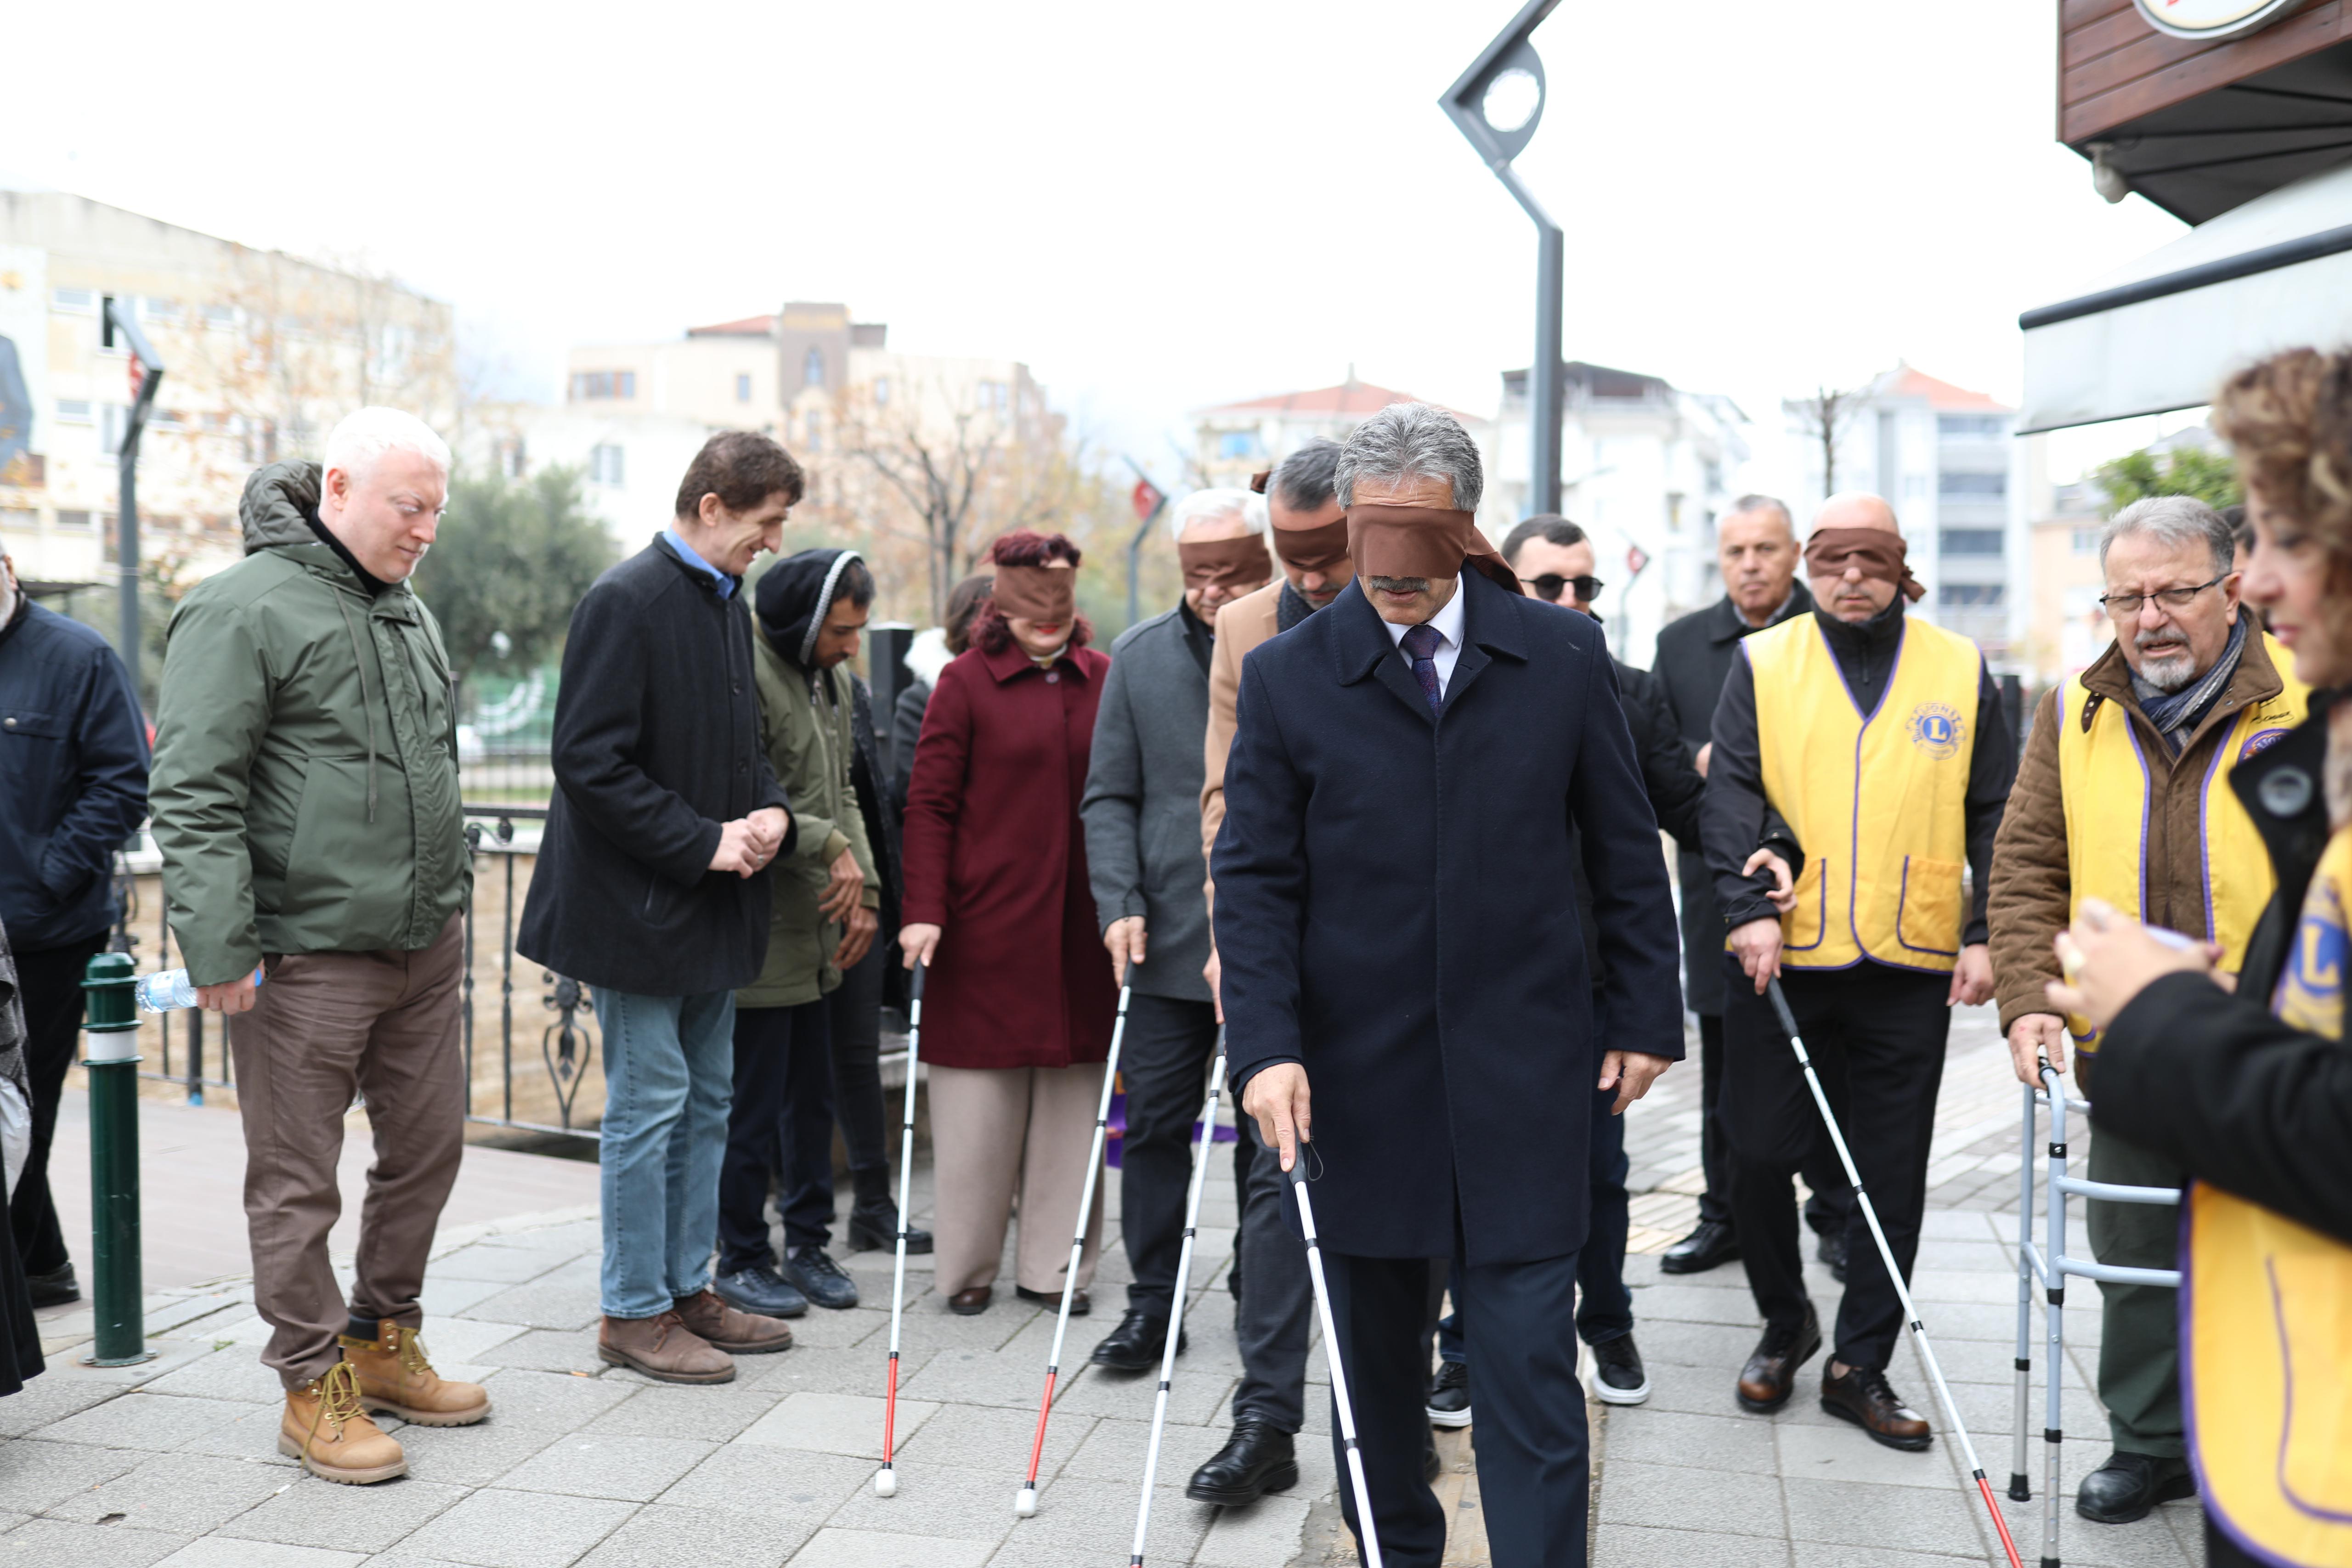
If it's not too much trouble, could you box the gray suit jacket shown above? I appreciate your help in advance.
[1081,605,1213,1003]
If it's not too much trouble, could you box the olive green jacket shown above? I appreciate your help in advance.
[150,463,468,986]
[735,628,879,1008]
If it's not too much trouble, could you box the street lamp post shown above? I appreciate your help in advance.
[1442,0,1564,517]
[99,298,165,679]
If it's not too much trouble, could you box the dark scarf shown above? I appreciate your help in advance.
[1275,579,1317,632]
[306,511,394,596]
[1176,596,1213,676]
[2133,615,2248,755]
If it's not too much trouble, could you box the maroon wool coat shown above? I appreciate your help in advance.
[901,640,1119,1070]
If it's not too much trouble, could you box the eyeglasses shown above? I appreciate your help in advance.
[1532,574,1604,604]
[2098,574,2226,619]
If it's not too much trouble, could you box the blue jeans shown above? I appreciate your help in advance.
[594,987,736,1320]
[1439,1082,1633,1362]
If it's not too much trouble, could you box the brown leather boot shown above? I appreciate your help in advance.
[1821,1361,1933,1451]
[280,1361,408,1484]
[672,1288,795,1354]
[598,1309,735,1383]
[340,1320,491,1427]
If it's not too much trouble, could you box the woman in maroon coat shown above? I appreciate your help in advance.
[899,531,1120,1313]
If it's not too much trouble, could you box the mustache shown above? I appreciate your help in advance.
[1364,575,1432,594]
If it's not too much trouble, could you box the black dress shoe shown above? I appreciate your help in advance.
[847,1200,933,1256]
[785,1246,860,1310]
[1015,1285,1090,1315]
[1820,1362,1932,1451]
[1090,1308,1185,1371]
[1661,1219,1740,1275]
[1736,1304,1821,1413]
[1425,1359,1471,1427]
[1186,1418,1299,1505]
[1816,1228,1849,1284]
[2076,1451,2195,1524]
[713,1263,809,1319]
[1591,1333,1650,1405]
[25,1263,79,1309]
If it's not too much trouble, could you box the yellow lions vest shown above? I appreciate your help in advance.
[2184,823,2352,1567]
[2055,632,2308,1056]
[1744,613,1981,973]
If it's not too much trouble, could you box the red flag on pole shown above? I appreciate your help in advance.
[1625,542,1651,576]
[127,354,145,402]
[1131,479,1165,523]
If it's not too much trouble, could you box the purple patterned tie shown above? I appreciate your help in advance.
[1401,622,1443,713]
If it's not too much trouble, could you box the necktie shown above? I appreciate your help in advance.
[1401,622,1443,713]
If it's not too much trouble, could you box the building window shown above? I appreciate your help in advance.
[1938,414,2007,438]
[1939,528,2004,556]
[55,398,92,425]
[1218,430,1266,462]
[0,508,36,535]
[803,412,822,452]
[873,376,890,406]
[2071,527,2099,555]
[1939,583,2005,608]
[51,287,96,313]
[497,438,526,479]
[977,380,1008,413]
[1939,471,2007,497]
[736,373,752,404]
[570,371,636,401]
[202,304,237,329]
[590,444,625,485]
[803,347,825,388]
[141,297,184,324]
[55,510,93,531]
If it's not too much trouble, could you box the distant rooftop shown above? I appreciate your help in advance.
[684,304,886,346]
[1197,377,1479,425]
[686,313,777,338]
[1874,363,2011,413]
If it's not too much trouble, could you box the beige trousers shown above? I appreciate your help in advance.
[928,1061,1106,1297]
[228,914,466,1388]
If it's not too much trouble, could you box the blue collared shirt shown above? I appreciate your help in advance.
[661,527,735,599]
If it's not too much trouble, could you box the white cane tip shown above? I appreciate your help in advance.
[874,1471,896,1497]
[1014,1488,1037,1517]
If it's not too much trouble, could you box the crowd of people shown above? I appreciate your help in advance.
[0,345,2348,1565]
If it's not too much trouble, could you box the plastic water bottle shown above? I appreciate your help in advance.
[135,967,265,1013]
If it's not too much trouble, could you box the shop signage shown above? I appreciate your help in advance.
[2133,0,2303,40]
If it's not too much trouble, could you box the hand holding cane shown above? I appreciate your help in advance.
[874,961,926,1498]
[1766,978,2024,1568]
[1290,1151,1385,1568]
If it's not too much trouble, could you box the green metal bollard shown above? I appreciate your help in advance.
[79,953,153,1367]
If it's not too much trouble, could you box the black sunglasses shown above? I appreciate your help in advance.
[1532,574,1604,604]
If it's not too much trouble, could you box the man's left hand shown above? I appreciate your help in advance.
[820,849,864,922]
[2047,898,2218,1031]
[1948,943,1994,1007]
[745,807,791,861]
[1598,1050,1672,1115]
[834,906,877,970]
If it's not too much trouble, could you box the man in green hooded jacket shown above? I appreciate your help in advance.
[150,408,485,1487]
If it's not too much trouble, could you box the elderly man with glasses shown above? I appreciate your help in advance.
[1989,493,2307,1526]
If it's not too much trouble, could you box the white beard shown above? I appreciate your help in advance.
[2133,640,2197,693]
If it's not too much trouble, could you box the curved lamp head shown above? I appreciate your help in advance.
[1441,0,1559,168]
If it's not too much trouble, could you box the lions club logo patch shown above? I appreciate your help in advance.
[1908,702,1965,760]
[2241,728,2290,762]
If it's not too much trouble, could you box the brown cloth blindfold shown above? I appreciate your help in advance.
[1271,516,1351,573]
[989,564,1076,622]
[1805,528,1926,604]
[1176,534,1274,592]
[1345,506,1520,593]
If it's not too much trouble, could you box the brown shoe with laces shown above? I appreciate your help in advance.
[672,1288,794,1354]
[340,1319,490,1427]
[1736,1304,1821,1413]
[598,1309,735,1383]
[280,1361,408,1484]
[1821,1361,1933,1451]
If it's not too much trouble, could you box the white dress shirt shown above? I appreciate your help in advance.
[1384,583,1468,697]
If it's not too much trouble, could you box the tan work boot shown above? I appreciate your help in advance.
[598,1309,735,1383]
[673,1288,795,1355]
[280,1361,408,1484]
[340,1320,491,1427]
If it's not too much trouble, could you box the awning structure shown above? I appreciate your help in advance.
[2018,159,2352,433]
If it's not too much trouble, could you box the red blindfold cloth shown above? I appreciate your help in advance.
[1176,534,1274,592]
[989,564,1076,622]
[1345,506,1520,593]
[1804,528,1925,603]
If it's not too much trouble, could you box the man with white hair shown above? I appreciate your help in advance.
[1080,490,1270,1389]
[153,407,486,1485]
[1990,493,2306,1523]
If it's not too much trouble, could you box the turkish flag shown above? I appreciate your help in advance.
[127,354,145,401]
[1131,479,1165,523]
[1625,543,1651,575]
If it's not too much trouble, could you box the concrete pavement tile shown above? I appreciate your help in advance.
[140,1347,284,1406]
[461,1278,599,1333]
[823,1461,1015,1548]
[1782,1475,1981,1554]
[493,1435,716,1502]
[891,1403,1094,1479]
[471,1369,639,1430]
[1596,1458,1783,1537]
[571,1502,811,1567]
[45,1450,291,1534]
[0,1376,129,1437]
[1634,1359,1764,1420]
[786,1529,992,1568]
[1590,1523,1792,1567]
[1944,1374,2106,1440]
[1908,1269,2030,1306]
[36,1340,213,1390]
[872,1304,1037,1360]
[652,1444,868,1524]
[417,1278,509,1319]
[1629,1318,1764,1371]
[0,1517,193,1566]
[1777,1421,1955,1490]
[220,1476,467,1553]
[1193,1492,1312,1568]
[1903,1299,2044,1344]
[577,1384,780,1443]
[0,1438,145,1511]
[1057,1416,1229,1484]
[755,1305,881,1352]
[153,1540,366,1567]
[404,1320,523,1367]
[732,1344,913,1399]
[996,1476,1213,1561]
[1622,1283,1768,1326]
[419,1247,570,1286]
[1791,1544,1980,1566]
[895,1348,1056,1410]
[381,1420,561,1488]
[172,1403,303,1465]
[1911,1237,2021,1271]
[1052,1365,1235,1429]
[1600,1409,1777,1472]
[1986,1489,2199,1567]
[397,1488,637,1568]
[474,1330,601,1375]
[736,1391,937,1459]
[1928,1336,2092,1387]
[1918,1211,2001,1241]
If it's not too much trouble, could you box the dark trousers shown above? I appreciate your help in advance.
[719,999,837,1269]
[1115,992,1222,1318]
[10,934,109,1277]
[1232,1117,1313,1432]
[1699,1010,1853,1237]
[1329,1245,1590,1568]
[2205,1511,2257,1566]
[826,946,892,1206]
[1719,958,1947,1371]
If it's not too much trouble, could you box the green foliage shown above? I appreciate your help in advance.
[2095,447,2242,515]
[414,467,616,684]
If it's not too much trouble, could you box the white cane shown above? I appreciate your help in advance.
[1124,1030,1228,1565]
[1012,979,1133,1517]
[873,961,926,1498]
[1290,1152,1385,1568]
[1765,978,2023,1568]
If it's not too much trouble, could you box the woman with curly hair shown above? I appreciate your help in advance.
[2052,346,2352,1568]
[897,530,1120,1314]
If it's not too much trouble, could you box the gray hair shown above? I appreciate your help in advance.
[1270,437,1343,513]
[1724,493,1793,531]
[2102,494,2233,579]
[1167,487,1268,542]
[323,405,450,481]
[1334,402,1483,513]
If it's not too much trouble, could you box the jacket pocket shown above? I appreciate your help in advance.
[1783,856,1828,953]
[1895,856,1963,957]
[283,757,412,943]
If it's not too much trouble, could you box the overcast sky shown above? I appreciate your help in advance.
[2,0,2194,489]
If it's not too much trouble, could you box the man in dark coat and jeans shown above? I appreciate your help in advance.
[1218,404,1683,1568]
[519,432,801,1385]
[0,547,147,1308]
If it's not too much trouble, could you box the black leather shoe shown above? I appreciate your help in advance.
[1736,1304,1821,1413]
[785,1246,860,1310]
[847,1200,933,1256]
[1816,1228,1849,1284]
[1591,1333,1650,1405]
[25,1263,79,1309]
[1185,1418,1299,1505]
[714,1263,808,1319]
[1426,1359,1471,1427]
[2076,1451,2195,1524]
[1661,1219,1740,1275]
[1090,1308,1185,1371]
[1820,1362,1932,1451]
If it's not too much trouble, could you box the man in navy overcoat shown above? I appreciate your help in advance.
[1213,403,1684,1568]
